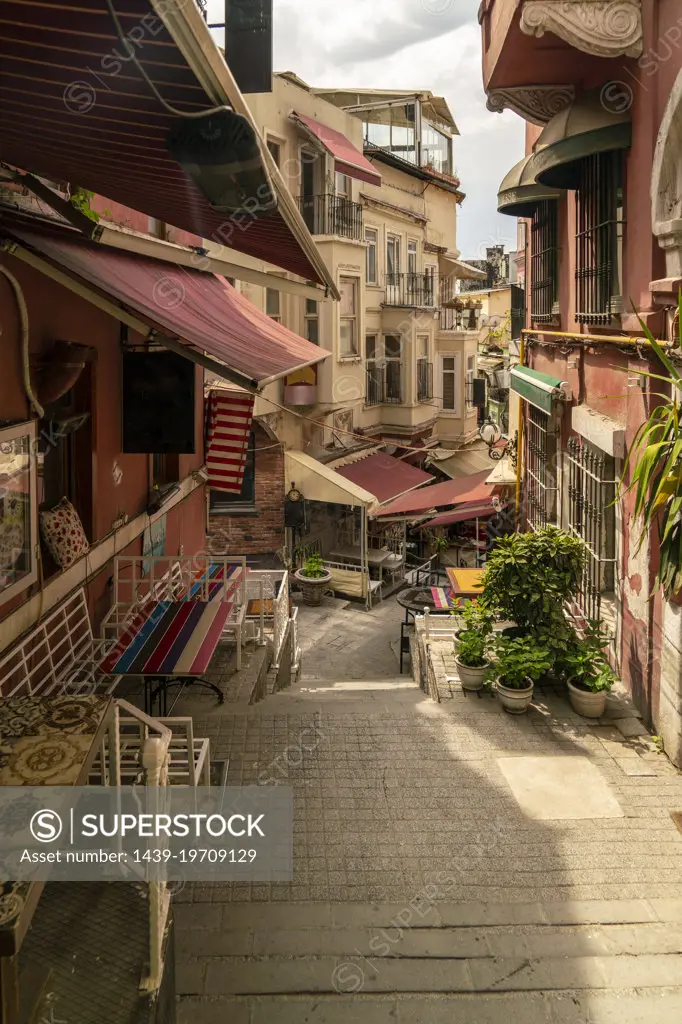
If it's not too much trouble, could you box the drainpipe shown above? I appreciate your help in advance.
[514,331,525,529]
[0,264,44,419]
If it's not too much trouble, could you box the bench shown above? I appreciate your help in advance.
[0,588,121,698]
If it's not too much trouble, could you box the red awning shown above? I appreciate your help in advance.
[292,113,382,187]
[206,391,255,493]
[419,500,497,529]
[334,453,433,505]
[0,0,334,290]
[375,471,492,518]
[6,222,328,387]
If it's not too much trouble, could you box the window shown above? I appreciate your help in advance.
[365,334,381,406]
[339,276,359,356]
[417,335,431,403]
[384,335,402,403]
[0,420,38,602]
[566,436,617,621]
[465,355,476,409]
[335,171,349,196]
[305,298,319,345]
[407,240,418,278]
[209,431,256,512]
[575,151,625,325]
[39,369,94,539]
[365,227,378,284]
[266,288,281,322]
[386,234,401,284]
[441,356,458,412]
[525,406,558,529]
[531,200,558,323]
[421,120,452,175]
[267,138,281,167]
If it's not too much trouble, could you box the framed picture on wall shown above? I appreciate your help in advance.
[0,420,38,604]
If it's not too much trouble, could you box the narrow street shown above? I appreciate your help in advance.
[175,599,682,1023]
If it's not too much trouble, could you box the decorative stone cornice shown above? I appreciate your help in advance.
[486,85,575,125]
[520,1,643,59]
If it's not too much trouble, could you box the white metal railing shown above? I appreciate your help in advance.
[245,570,289,663]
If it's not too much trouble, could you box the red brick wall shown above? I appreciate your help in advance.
[208,424,285,557]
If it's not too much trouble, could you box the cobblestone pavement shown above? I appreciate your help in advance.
[175,598,682,1022]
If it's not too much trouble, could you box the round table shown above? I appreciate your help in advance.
[396,586,446,623]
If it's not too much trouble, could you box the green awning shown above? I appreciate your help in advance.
[510,365,567,414]
[528,88,631,191]
[497,153,562,217]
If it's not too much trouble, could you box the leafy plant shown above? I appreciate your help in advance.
[481,526,586,631]
[459,598,495,636]
[487,634,553,690]
[619,292,682,597]
[455,600,494,668]
[70,187,100,223]
[563,620,616,693]
[300,552,327,579]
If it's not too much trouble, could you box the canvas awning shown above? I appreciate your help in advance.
[0,0,336,293]
[2,221,329,390]
[285,451,377,511]
[528,88,632,191]
[438,252,487,281]
[510,365,570,414]
[374,471,492,519]
[291,113,382,187]
[332,452,433,506]
[427,445,494,479]
[420,500,497,529]
[497,154,562,218]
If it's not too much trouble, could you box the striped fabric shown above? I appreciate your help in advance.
[431,587,456,610]
[205,390,255,493]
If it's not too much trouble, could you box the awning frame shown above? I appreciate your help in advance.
[510,365,572,414]
[290,112,383,187]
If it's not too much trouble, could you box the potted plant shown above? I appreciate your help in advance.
[563,622,616,718]
[487,635,552,714]
[455,632,490,692]
[452,598,494,648]
[294,553,332,606]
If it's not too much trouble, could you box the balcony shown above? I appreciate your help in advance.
[366,362,403,406]
[384,272,436,308]
[297,193,363,240]
[417,359,433,403]
[440,308,481,332]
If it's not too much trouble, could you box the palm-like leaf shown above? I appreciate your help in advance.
[620,293,682,596]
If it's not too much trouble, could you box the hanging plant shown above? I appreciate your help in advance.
[620,292,682,598]
[69,187,100,223]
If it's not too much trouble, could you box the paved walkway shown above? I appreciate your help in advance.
[175,598,682,1022]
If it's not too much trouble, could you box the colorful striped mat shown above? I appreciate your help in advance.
[100,600,231,677]
[431,587,455,610]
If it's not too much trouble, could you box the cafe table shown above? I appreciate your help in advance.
[445,567,485,600]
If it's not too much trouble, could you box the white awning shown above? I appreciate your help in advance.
[439,252,487,281]
[285,451,378,511]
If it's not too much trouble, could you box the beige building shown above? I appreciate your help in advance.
[220,73,485,456]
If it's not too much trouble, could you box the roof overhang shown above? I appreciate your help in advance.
[290,112,382,187]
[285,451,378,511]
[0,0,338,297]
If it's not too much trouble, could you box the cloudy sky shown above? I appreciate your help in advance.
[207,0,524,258]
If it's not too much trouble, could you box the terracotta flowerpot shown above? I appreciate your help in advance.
[455,657,488,692]
[496,679,534,714]
[567,680,607,719]
[294,568,332,606]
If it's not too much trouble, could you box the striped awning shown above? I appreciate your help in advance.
[205,391,255,493]
[510,365,571,414]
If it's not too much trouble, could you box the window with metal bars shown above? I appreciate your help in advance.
[575,152,625,326]
[525,405,558,529]
[566,436,617,622]
[530,200,558,323]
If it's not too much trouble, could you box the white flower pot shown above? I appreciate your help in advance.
[455,657,488,692]
[496,679,534,714]
[567,680,607,719]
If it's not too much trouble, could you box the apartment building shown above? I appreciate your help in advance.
[209,73,486,557]
[479,0,682,764]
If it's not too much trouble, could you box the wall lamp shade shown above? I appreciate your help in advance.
[166,108,277,216]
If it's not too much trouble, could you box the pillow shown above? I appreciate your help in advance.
[40,498,90,569]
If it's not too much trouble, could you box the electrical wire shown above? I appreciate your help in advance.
[103,0,232,119]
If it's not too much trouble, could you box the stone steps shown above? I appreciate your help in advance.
[176,900,682,1021]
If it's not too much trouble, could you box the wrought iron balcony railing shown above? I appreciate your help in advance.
[384,272,437,308]
[297,193,363,240]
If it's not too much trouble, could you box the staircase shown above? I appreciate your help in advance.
[175,899,682,1022]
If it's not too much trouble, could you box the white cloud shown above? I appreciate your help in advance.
[208,0,525,256]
